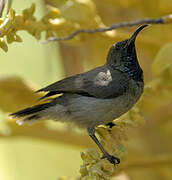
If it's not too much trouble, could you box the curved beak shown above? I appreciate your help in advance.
[126,24,149,47]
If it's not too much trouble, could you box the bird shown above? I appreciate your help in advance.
[10,24,148,165]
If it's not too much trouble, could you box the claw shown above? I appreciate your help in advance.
[106,122,116,129]
[101,154,120,165]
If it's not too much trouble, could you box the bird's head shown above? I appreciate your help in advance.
[106,24,148,71]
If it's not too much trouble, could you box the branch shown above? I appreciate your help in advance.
[0,4,171,51]
[0,122,93,148]
[45,14,172,42]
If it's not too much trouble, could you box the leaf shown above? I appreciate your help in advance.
[60,0,101,28]
[0,110,11,135]
[152,43,172,80]
[0,76,42,112]
[0,37,8,52]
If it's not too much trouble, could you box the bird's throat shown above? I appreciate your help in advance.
[122,55,143,82]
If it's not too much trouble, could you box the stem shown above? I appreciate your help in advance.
[45,14,172,42]
[0,122,93,148]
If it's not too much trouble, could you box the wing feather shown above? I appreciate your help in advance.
[36,66,129,99]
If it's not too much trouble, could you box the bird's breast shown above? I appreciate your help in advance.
[54,79,144,128]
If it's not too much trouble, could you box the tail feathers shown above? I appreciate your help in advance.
[10,103,51,118]
[16,114,41,125]
[10,103,52,125]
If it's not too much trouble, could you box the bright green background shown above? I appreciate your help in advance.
[0,1,83,179]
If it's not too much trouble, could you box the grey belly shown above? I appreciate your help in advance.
[44,89,142,128]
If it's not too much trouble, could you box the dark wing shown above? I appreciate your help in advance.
[37,73,85,99]
[37,66,129,99]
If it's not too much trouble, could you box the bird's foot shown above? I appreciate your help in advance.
[106,122,116,129]
[101,153,120,165]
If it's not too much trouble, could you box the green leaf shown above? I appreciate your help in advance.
[152,43,172,79]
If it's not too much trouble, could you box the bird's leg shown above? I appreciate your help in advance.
[106,122,116,129]
[87,127,120,165]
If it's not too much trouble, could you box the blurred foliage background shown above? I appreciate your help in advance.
[0,0,172,180]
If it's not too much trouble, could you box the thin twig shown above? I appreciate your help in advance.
[44,14,172,43]
[1,122,93,148]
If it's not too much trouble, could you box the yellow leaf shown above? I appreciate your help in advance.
[0,76,41,112]
[8,8,15,21]
[60,0,101,28]
[15,34,22,42]
[46,5,61,18]
[0,37,8,52]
